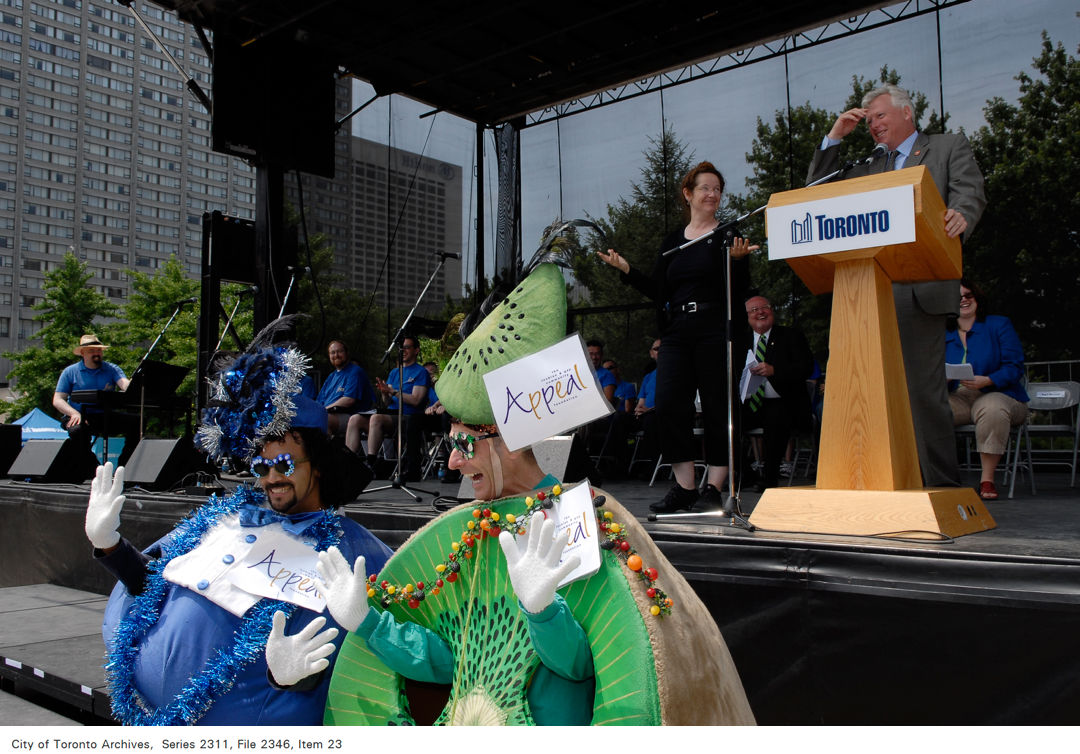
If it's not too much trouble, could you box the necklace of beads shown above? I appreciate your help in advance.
[365,484,674,618]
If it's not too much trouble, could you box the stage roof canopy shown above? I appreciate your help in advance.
[152,1,890,125]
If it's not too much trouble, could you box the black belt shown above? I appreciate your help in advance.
[667,300,721,315]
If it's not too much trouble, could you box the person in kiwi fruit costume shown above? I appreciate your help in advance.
[317,264,595,725]
[316,263,755,725]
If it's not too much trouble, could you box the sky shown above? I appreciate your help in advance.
[349,0,1080,293]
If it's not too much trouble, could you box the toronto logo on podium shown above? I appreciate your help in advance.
[792,209,893,244]
[791,212,813,244]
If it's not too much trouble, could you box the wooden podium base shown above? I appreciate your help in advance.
[749,486,996,539]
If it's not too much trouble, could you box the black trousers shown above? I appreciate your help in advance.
[742,398,793,485]
[654,313,731,466]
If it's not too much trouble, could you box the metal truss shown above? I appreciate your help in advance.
[524,0,971,127]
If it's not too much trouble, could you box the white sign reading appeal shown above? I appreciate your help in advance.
[507,481,601,588]
[228,529,326,612]
[483,333,613,452]
[767,184,916,261]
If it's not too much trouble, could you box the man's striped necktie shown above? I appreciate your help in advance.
[749,334,767,412]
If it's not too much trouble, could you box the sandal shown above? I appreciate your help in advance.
[979,481,999,500]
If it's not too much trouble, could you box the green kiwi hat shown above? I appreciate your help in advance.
[437,263,567,426]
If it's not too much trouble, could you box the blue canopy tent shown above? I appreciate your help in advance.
[10,407,122,463]
[11,407,67,441]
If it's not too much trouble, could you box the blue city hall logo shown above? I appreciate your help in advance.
[791,210,892,244]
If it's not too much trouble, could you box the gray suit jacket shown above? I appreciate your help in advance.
[807,131,986,315]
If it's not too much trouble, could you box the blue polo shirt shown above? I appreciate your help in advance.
[386,362,431,415]
[56,360,127,413]
[317,362,375,412]
[638,369,657,410]
[614,380,637,412]
[594,366,616,392]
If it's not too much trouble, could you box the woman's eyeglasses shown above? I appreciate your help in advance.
[250,453,309,478]
[960,292,975,301]
[447,431,498,460]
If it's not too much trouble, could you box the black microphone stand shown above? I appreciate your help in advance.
[130,299,190,440]
[215,288,257,353]
[278,266,308,319]
[805,144,887,189]
[360,253,456,502]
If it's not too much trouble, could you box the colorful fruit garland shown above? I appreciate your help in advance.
[365,484,674,618]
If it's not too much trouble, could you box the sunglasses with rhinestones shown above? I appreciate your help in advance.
[250,452,309,478]
[447,431,498,459]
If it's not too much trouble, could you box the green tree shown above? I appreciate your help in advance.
[3,253,117,419]
[108,255,208,421]
[968,35,1080,361]
[729,67,945,359]
[569,128,695,381]
[294,234,390,380]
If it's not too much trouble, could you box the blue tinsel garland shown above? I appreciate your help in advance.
[105,486,343,726]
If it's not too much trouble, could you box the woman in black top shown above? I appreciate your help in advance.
[598,161,755,512]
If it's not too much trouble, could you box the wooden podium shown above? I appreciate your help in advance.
[751,166,995,538]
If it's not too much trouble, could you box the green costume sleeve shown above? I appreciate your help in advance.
[523,594,593,682]
[356,608,456,685]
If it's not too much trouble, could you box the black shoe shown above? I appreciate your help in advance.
[695,484,725,512]
[649,483,699,513]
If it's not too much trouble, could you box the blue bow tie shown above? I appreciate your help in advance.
[237,503,323,535]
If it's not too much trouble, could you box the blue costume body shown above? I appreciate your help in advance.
[100,492,392,725]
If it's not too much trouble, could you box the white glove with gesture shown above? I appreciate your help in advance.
[315,548,370,633]
[264,610,339,687]
[86,463,126,550]
[499,516,580,614]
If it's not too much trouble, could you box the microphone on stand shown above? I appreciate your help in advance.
[287,265,310,276]
[173,296,198,307]
[436,251,461,260]
[236,285,258,297]
[864,143,888,164]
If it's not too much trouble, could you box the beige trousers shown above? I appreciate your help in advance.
[950,386,1028,455]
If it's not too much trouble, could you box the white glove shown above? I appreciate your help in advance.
[265,610,339,687]
[499,517,581,615]
[86,463,126,550]
[315,548,370,633]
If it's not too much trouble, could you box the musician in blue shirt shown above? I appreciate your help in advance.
[364,335,431,480]
[53,334,139,467]
[316,340,375,436]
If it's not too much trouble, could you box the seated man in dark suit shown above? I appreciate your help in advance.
[741,295,814,491]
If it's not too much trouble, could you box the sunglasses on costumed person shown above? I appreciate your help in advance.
[250,452,309,478]
[447,431,498,460]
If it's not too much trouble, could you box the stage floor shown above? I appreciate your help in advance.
[1,469,1078,725]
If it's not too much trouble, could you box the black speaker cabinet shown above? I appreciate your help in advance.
[124,437,200,491]
[8,439,97,483]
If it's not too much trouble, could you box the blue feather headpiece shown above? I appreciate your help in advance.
[196,344,324,463]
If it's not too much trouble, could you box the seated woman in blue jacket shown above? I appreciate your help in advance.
[946,279,1029,500]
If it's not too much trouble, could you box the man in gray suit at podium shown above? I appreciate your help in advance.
[807,83,986,487]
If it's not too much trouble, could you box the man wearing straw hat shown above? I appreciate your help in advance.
[53,333,138,467]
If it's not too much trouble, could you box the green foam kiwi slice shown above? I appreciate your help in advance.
[437,263,568,426]
[324,494,663,726]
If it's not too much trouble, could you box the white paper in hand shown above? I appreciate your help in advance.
[946,363,975,381]
[740,349,766,403]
